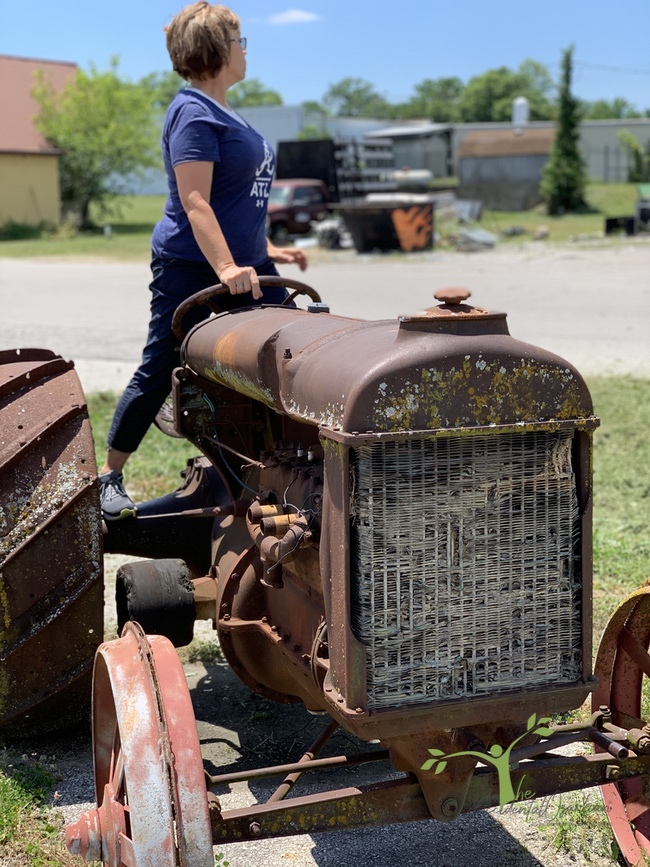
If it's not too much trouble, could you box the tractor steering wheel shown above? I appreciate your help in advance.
[171,276,322,342]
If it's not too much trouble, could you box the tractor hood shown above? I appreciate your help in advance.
[181,296,594,434]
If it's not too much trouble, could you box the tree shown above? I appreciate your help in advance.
[322,77,391,118]
[396,77,465,121]
[301,100,328,116]
[457,61,554,122]
[617,129,650,182]
[227,78,283,107]
[585,97,641,119]
[33,59,160,228]
[541,46,588,215]
[139,70,185,110]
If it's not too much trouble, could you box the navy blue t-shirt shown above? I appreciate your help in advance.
[151,89,274,266]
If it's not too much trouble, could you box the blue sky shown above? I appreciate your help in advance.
[2,0,649,111]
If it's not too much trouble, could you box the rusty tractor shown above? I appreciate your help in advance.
[1,279,649,866]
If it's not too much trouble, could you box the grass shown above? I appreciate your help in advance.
[86,391,198,503]
[0,751,86,866]
[589,377,650,641]
[436,181,644,246]
[0,196,165,260]
[0,183,647,259]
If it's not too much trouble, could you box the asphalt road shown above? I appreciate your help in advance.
[1,242,648,867]
[1,241,649,394]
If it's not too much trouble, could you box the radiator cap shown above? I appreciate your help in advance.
[400,287,503,325]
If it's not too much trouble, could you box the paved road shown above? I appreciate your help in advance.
[2,244,648,867]
[1,242,649,393]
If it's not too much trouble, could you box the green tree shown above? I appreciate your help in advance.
[33,59,160,229]
[322,77,391,118]
[397,77,465,121]
[585,97,641,119]
[139,70,185,110]
[541,46,588,215]
[617,129,650,181]
[298,124,330,140]
[458,61,554,122]
[301,99,328,116]
[227,78,283,107]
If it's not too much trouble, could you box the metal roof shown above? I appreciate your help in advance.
[0,55,77,154]
[364,123,452,139]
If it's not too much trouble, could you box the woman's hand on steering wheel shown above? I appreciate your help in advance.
[218,263,262,300]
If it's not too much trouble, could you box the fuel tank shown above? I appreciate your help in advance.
[181,292,594,434]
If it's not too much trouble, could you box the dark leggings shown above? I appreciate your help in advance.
[107,255,285,454]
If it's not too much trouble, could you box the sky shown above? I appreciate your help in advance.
[2,0,649,112]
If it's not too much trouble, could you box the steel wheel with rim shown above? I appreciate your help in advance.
[593,582,650,867]
[66,622,213,866]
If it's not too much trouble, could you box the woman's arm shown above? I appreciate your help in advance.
[175,160,262,299]
[267,239,308,271]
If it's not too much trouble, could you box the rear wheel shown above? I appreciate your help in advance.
[0,349,103,734]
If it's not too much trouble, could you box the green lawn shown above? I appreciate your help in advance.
[461,182,643,245]
[0,183,646,259]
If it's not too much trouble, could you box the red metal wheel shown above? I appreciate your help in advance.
[66,622,212,866]
[593,582,650,867]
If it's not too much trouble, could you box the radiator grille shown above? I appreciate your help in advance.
[350,431,582,710]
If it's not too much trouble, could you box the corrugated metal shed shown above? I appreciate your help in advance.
[0,55,77,154]
[458,128,555,159]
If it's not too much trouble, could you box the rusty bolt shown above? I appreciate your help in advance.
[222,613,231,621]
[599,705,612,721]
[249,821,262,837]
[606,764,621,781]
[434,287,471,306]
[441,798,459,817]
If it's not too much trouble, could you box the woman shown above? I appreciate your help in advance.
[99,1,307,520]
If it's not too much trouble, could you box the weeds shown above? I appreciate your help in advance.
[537,792,613,860]
[0,751,87,866]
[182,638,224,665]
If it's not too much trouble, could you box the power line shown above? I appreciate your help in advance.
[575,61,650,76]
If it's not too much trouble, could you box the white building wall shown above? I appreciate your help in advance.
[124,110,650,194]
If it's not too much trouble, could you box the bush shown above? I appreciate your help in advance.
[0,220,54,241]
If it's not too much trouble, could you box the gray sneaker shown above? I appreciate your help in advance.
[99,471,136,521]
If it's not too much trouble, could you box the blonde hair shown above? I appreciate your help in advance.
[165,2,240,81]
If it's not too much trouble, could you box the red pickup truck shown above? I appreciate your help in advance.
[266,178,330,243]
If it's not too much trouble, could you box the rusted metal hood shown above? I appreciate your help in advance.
[181,291,594,433]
